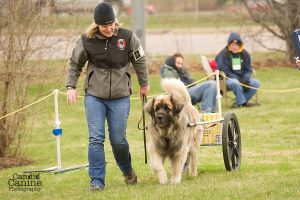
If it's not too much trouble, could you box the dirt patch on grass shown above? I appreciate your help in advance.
[0,157,32,170]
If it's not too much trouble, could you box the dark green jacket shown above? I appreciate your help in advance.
[160,64,194,86]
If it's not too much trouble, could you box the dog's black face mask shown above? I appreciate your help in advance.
[144,95,184,129]
[154,103,173,128]
[154,98,184,128]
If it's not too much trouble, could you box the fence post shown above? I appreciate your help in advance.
[53,89,62,170]
[24,89,88,174]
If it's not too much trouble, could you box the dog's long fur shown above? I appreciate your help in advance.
[144,78,203,184]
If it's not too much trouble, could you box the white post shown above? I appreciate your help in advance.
[53,89,62,170]
[215,70,222,115]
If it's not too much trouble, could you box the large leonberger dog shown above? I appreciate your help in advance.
[144,78,203,184]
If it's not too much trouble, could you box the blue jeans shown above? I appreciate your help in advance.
[84,95,132,189]
[188,80,217,112]
[226,78,260,105]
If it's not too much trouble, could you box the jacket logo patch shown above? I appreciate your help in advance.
[117,39,126,50]
[133,46,145,61]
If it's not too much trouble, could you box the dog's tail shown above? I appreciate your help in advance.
[161,78,191,104]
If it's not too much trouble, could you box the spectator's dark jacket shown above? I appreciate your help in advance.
[215,32,253,82]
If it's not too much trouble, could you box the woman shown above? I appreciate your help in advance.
[160,53,217,113]
[66,2,149,191]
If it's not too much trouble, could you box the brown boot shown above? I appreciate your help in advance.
[124,170,137,185]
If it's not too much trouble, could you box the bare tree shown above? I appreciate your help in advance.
[0,0,53,157]
[241,0,300,62]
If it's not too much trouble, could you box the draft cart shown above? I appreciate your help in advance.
[188,70,241,171]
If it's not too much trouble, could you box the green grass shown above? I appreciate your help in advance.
[0,66,300,199]
[50,12,255,32]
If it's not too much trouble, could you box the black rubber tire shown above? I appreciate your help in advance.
[222,112,241,171]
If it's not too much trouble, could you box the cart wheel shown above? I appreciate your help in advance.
[222,112,241,171]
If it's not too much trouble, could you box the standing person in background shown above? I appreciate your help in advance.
[216,32,260,108]
[66,2,149,192]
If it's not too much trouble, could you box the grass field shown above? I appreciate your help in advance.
[0,66,299,199]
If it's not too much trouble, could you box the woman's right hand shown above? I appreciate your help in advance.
[67,89,78,105]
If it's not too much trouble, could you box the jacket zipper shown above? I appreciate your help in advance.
[109,68,112,99]
[105,39,112,99]
[105,39,108,50]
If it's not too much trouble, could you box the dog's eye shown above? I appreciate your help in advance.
[163,104,170,111]
[154,107,160,112]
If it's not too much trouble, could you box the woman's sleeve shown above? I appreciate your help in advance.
[129,33,149,87]
[66,37,88,88]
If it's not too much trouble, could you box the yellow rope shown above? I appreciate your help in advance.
[186,74,215,88]
[131,74,214,100]
[59,74,215,101]
[4,71,298,121]
[1,75,216,121]
[219,73,300,93]
[0,92,54,120]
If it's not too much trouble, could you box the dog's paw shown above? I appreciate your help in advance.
[189,164,198,176]
[189,171,198,177]
[159,176,168,185]
[170,176,181,184]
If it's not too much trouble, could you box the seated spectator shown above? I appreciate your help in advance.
[215,32,260,107]
[161,53,216,113]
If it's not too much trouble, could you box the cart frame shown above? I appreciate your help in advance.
[189,70,242,171]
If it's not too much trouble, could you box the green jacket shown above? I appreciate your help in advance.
[66,27,148,99]
[160,64,194,86]
[160,64,179,79]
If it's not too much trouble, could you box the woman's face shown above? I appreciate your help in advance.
[228,40,241,54]
[99,22,116,38]
[175,57,184,69]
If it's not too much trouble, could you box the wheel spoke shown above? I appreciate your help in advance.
[230,119,236,140]
[231,151,236,167]
[231,148,240,168]
[228,145,233,157]
[231,119,240,169]
[233,147,240,159]
[227,121,234,142]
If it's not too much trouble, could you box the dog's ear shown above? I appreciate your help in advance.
[144,97,155,117]
[170,95,184,115]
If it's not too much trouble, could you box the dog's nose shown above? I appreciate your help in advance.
[157,116,163,121]
[156,114,164,121]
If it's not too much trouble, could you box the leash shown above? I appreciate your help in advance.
[138,95,148,164]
